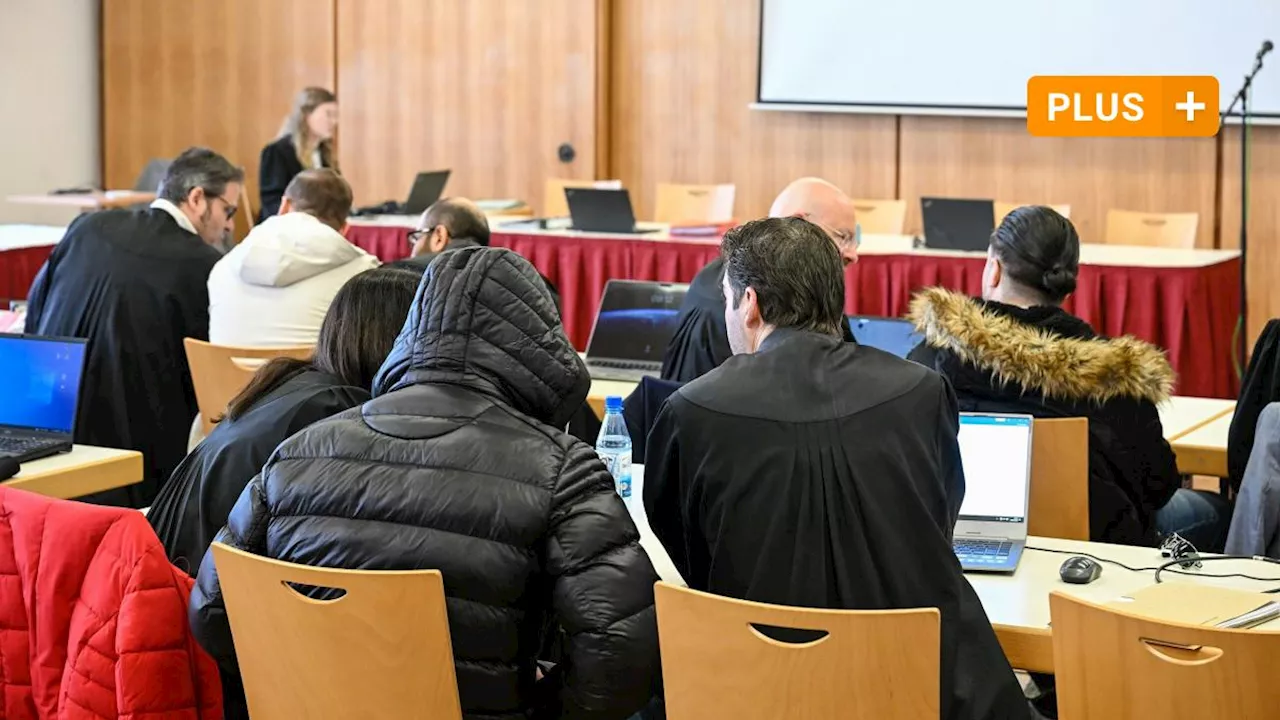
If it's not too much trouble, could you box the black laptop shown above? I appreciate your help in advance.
[847,316,923,359]
[565,188,660,234]
[921,198,996,252]
[403,170,451,214]
[0,333,89,463]
[585,280,689,381]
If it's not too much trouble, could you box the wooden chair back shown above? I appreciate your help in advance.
[851,198,908,235]
[211,543,462,720]
[1029,417,1091,541]
[1050,591,1280,719]
[1104,210,1199,248]
[994,202,1072,225]
[544,178,622,217]
[654,183,736,224]
[654,582,939,719]
[183,338,313,434]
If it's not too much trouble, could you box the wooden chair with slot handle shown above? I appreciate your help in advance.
[1103,210,1199,248]
[654,183,736,224]
[183,338,314,435]
[850,198,908,235]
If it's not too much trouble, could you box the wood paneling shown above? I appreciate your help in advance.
[336,0,604,214]
[609,0,897,222]
[898,117,1220,247]
[102,0,335,214]
[1219,125,1280,342]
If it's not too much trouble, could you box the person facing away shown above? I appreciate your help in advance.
[906,206,1215,549]
[644,217,1028,720]
[258,86,339,222]
[149,267,419,576]
[208,168,378,347]
[24,147,242,507]
[660,176,859,383]
[190,247,660,720]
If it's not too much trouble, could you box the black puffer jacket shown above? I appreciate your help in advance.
[190,247,661,720]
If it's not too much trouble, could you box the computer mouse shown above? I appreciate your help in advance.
[1059,556,1103,584]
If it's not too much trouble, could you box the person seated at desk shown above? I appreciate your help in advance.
[660,176,859,383]
[907,205,1229,551]
[149,267,418,575]
[208,168,378,346]
[258,87,339,222]
[25,147,242,507]
[191,247,660,720]
[645,217,1028,720]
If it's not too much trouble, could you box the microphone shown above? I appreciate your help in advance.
[0,457,19,482]
[1259,40,1274,62]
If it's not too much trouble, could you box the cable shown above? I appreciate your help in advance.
[1025,546,1280,588]
[1024,545,1156,573]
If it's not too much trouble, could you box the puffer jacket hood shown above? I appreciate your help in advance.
[373,245,590,429]
[232,212,368,287]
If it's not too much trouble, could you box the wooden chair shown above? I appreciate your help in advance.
[1028,418,1090,541]
[850,198,908,235]
[654,183,736,224]
[211,543,462,720]
[1104,210,1199,248]
[654,582,939,719]
[1050,591,1280,719]
[543,178,622,217]
[183,339,313,435]
[994,202,1072,224]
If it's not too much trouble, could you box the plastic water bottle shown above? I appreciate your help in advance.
[596,396,632,498]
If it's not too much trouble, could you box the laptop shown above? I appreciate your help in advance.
[402,170,451,215]
[0,334,89,463]
[921,198,996,252]
[584,280,689,381]
[134,158,172,193]
[565,188,661,234]
[848,316,922,359]
[953,412,1034,573]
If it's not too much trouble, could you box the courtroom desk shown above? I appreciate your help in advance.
[345,208,535,263]
[8,445,143,500]
[1170,412,1233,477]
[0,224,63,301]
[1159,396,1236,441]
[6,190,155,211]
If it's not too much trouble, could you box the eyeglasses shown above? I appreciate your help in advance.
[211,194,238,221]
[407,226,437,247]
[804,215,862,249]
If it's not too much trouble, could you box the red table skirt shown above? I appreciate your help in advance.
[0,245,54,302]
[346,224,1240,398]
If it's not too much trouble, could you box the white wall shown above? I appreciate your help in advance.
[0,0,99,226]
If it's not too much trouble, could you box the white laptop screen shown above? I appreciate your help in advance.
[585,281,688,363]
[957,413,1033,523]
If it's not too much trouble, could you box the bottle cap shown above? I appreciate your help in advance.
[605,396,623,412]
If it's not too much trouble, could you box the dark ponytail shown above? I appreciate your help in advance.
[990,205,1080,304]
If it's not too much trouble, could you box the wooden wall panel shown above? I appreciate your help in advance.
[1220,125,1280,342]
[609,0,897,223]
[336,0,604,214]
[102,0,335,217]
[898,117,1220,247]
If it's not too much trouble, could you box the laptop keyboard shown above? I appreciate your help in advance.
[590,359,654,371]
[0,436,62,458]
[953,539,1014,566]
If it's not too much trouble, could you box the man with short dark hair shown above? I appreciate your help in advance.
[208,168,376,347]
[25,147,244,506]
[645,216,1029,720]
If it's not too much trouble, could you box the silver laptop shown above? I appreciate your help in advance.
[953,412,1034,573]
[584,280,689,382]
[0,333,89,463]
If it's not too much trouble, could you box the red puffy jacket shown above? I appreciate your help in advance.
[0,488,221,719]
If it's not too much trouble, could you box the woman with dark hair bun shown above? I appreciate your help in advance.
[907,206,1229,552]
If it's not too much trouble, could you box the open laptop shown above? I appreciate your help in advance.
[0,334,89,463]
[848,316,922,359]
[584,280,689,381]
[134,158,172,193]
[402,170,451,215]
[565,188,661,234]
[921,198,996,252]
[953,412,1034,573]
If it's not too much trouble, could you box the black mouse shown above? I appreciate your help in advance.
[1059,556,1103,584]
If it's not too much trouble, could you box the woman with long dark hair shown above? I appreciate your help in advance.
[258,87,339,222]
[148,267,419,573]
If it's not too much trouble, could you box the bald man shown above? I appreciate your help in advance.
[660,177,860,383]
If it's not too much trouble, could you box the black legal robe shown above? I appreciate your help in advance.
[258,135,335,222]
[25,208,222,506]
[645,328,1029,720]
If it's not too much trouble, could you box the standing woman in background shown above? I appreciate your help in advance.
[258,87,339,222]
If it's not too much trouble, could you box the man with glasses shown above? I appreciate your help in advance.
[25,147,244,507]
[660,177,861,383]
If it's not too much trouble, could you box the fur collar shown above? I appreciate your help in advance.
[908,287,1174,404]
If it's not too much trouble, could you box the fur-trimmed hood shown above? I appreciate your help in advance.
[908,287,1174,404]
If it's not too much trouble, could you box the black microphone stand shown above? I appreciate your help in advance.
[1222,43,1271,376]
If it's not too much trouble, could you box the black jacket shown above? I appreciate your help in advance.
[908,287,1180,546]
[190,246,660,720]
[258,135,333,222]
[645,328,1027,720]
[148,369,368,575]
[25,207,221,506]
[386,239,563,314]
[1229,319,1280,493]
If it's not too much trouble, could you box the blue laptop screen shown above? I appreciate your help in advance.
[0,335,87,434]
[848,316,922,358]
[587,282,688,362]
[957,414,1033,523]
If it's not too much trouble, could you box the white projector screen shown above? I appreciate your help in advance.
[758,0,1280,119]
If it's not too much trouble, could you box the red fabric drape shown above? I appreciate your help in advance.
[0,245,55,301]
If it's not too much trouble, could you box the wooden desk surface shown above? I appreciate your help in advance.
[1159,396,1236,441]
[7,191,155,210]
[8,445,143,499]
[1171,412,1233,477]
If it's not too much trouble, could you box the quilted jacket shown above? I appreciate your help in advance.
[190,246,660,720]
[0,487,221,719]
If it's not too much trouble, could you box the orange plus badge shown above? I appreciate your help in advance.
[1027,76,1220,137]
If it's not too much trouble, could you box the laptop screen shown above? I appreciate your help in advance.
[0,334,88,434]
[586,281,689,363]
[957,413,1033,523]
[848,316,922,358]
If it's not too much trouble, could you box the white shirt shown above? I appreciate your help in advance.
[150,198,198,234]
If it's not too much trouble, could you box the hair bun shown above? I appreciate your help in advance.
[1041,265,1078,297]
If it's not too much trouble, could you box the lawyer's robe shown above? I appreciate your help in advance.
[645,328,1028,720]
[24,208,222,506]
